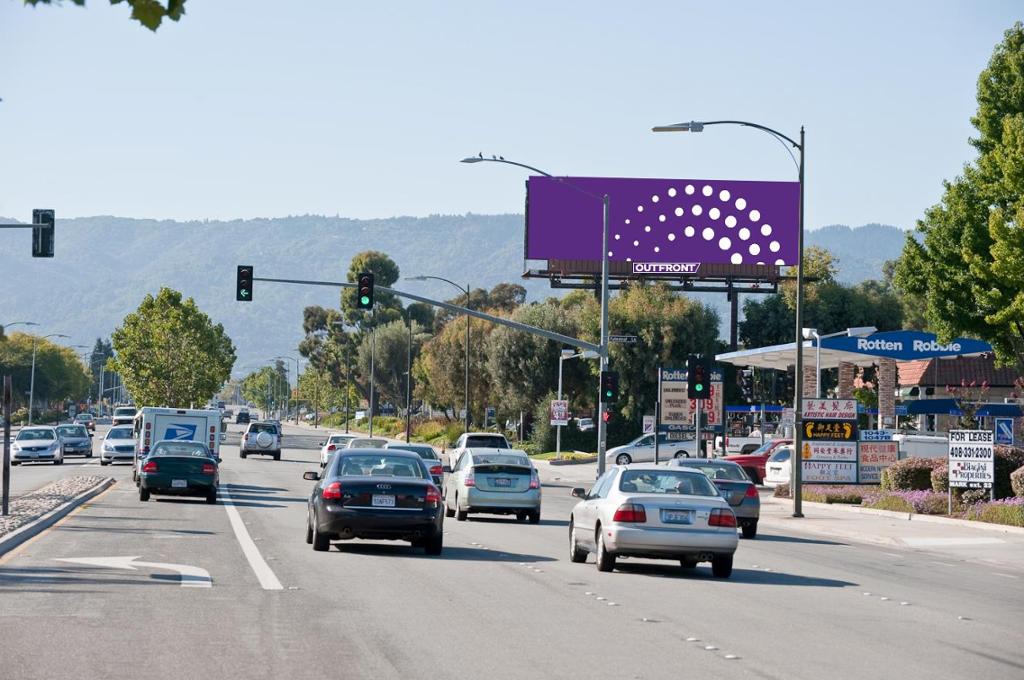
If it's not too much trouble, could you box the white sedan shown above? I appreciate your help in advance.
[319,433,358,466]
[763,446,794,487]
[568,463,739,577]
[604,433,698,466]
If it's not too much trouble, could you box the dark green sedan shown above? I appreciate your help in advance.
[138,441,220,504]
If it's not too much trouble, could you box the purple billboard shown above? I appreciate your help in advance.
[526,176,799,270]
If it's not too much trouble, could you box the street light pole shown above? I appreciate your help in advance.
[652,119,805,516]
[28,333,68,425]
[556,349,600,459]
[406,275,471,433]
[275,355,301,425]
[461,156,611,478]
[405,314,413,443]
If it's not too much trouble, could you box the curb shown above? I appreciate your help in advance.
[548,457,598,466]
[0,477,116,557]
[766,497,1024,536]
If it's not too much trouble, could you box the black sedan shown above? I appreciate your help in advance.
[304,449,444,555]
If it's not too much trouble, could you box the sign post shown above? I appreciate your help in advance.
[3,376,11,516]
[948,429,995,513]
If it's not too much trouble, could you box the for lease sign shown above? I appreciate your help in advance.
[948,429,994,488]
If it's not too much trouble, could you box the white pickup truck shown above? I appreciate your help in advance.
[714,433,767,456]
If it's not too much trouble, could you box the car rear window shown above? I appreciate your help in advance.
[684,464,749,481]
[250,423,279,434]
[107,427,134,439]
[474,464,531,475]
[150,442,211,457]
[350,439,387,448]
[769,448,792,463]
[465,435,509,448]
[472,453,528,467]
[336,454,426,479]
[388,445,438,459]
[618,470,718,496]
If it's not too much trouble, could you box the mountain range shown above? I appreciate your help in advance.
[1,215,908,372]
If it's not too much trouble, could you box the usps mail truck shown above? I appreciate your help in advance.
[131,407,223,482]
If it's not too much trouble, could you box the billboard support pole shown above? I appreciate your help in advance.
[654,366,662,465]
[596,194,610,480]
[792,126,806,518]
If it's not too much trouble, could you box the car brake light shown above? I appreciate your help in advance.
[709,508,737,527]
[425,486,441,505]
[327,444,336,452]
[142,461,158,473]
[322,482,343,500]
[201,463,216,474]
[242,434,248,442]
[529,473,540,489]
[612,503,647,523]
[464,471,475,487]
[429,465,442,476]
[744,484,759,498]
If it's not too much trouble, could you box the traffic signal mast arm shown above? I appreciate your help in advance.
[250,274,601,353]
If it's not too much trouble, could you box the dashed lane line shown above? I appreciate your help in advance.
[220,486,283,590]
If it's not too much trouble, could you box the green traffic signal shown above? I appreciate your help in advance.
[695,384,703,392]
[360,295,370,305]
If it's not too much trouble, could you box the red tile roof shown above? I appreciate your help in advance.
[897,355,1022,388]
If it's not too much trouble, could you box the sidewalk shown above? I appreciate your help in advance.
[760,495,1024,572]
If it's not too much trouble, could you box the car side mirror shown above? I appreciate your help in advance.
[318,441,325,446]
[571,487,587,498]
[89,433,94,438]
[303,471,320,481]
[442,465,452,474]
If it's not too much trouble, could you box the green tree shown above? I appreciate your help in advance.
[895,23,1024,370]
[240,363,289,414]
[25,0,187,31]
[111,287,235,407]
[414,316,493,424]
[356,319,429,414]
[0,332,91,411]
[87,337,114,400]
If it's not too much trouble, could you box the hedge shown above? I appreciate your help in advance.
[1012,465,1024,498]
[880,457,945,491]
[965,497,1024,527]
[863,489,948,514]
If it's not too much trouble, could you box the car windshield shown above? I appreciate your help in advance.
[770,448,792,463]
[150,442,212,457]
[465,435,508,448]
[618,470,718,496]
[107,427,135,440]
[679,463,749,481]
[17,429,55,441]
[336,454,426,479]
[56,425,88,437]
[387,445,437,459]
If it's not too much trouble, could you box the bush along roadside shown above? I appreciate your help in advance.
[965,497,1024,527]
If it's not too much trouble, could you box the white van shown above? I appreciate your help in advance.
[131,407,223,481]
[892,433,949,460]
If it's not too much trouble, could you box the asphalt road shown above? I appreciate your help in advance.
[1,422,1022,679]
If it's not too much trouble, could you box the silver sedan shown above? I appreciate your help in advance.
[568,463,739,577]
[666,458,760,538]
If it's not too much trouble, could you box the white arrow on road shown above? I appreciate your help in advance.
[55,556,212,588]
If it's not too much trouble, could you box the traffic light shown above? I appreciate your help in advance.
[740,368,754,402]
[687,355,710,399]
[600,370,619,403]
[32,209,54,258]
[236,265,253,301]
[356,272,375,310]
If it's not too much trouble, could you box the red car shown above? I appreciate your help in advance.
[723,439,791,484]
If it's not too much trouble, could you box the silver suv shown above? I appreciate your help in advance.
[241,421,281,460]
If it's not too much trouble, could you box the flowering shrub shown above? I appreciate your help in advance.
[965,497,1024,527]
[1012,465,1024,498]
[772,484,875,504]
[992,447,1024,498]
[881,457,945,491]
[863,489,948,515]
[931,463,948,493]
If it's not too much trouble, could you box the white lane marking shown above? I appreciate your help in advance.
[931,561,956,567]
[993,573,1017,579]
[221,487,283,590]
[56,555,211,588]
[882,552,901,557]
[902,537,1005,547]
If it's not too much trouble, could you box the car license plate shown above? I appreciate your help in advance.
[494,478,512,487]
[171,479,187,488]
[372,494,396,507]
[661,509,693,524]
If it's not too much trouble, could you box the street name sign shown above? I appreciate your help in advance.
[609,335,638,344]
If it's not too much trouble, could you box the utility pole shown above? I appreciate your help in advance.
[405,314,413,443]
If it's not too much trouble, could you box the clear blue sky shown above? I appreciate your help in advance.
[0,1,1020,231]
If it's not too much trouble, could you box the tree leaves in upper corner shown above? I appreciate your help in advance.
[25,0,188,32]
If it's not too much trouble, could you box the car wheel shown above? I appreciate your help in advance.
[516,511,527,523]
[674,451,689,459]
[528,510,541,525]
[205,490,217,505]
[444,496,455,518]
[305,514,314,545]
[240,451,247,459]
[311,516,330,552]
[54,457,63,465]
[742,521,758,539]
[711,554,733,578]
[595,527,616,572]
[424,533,443,556]
[455,495,468,522]
[86,451,93,458]
[100,460,109,466]
[10,461,19,466]
[139,487,150,502]
[615,453,632,465]
[273,451,281,461]
[569,521,587,563]
[680,559,698,569]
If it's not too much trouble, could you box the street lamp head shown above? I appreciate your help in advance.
[405,275,428,281]
[460,156,484,164]
[801,328,818,340]
[560,349,576,358]
[580,350,600,359]
[846,326,877,338]
[652,121,705,133]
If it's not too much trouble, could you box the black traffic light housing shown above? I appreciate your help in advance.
[600,370,619,403]
[236,265,253,301]
[32,209,54,258]
[740,368,754,402]
[687,355,711,399]
[356,272,375,310]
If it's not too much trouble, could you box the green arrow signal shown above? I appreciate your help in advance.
[240,289,249,298]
